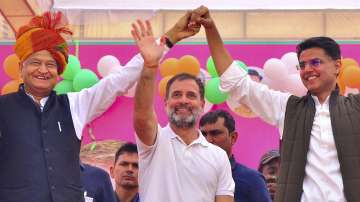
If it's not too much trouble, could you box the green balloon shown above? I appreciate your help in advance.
[235,60,248,73]
[61,55,81,80]
[206,56,219,78]
[205,78,228,104]
[73,69,99,92]
[54,80,74,95]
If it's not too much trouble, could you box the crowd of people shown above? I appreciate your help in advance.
[0,4,359,202]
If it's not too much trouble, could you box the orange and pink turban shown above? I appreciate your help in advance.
[14,11,73,74]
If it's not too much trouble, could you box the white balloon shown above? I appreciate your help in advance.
[97,55,121,77]
[261,77,285,92]
[281,52,299,74]
[345,87,359,96]
[263,58,288,80]
[285,74,307,96]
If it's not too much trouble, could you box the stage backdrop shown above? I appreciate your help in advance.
[1,42,360,168]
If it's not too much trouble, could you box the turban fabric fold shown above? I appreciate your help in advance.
[14,11,73,74]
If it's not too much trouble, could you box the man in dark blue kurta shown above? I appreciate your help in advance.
[200,109,271,202]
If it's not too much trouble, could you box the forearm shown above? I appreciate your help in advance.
[205,24,233,76]
[215,196,234,202]
[133,67,158,146]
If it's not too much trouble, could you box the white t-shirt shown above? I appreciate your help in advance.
[136,124,235,202]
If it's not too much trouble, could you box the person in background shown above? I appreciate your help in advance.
[258,149,281,201]
[81,163,117,202]
[200,109,271,202]
[110,143,139,202]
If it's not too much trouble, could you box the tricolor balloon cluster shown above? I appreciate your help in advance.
[54,55,99,94]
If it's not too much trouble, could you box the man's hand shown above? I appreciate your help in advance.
[189,5,215,30]
[131,19,165,68]
[164,11,201,44]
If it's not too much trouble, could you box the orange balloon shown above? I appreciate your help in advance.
[343,65,360,88]
[337,77,346,95]
[3,54,21,79]
[176,55,200,76]
[159,58,179,77]
[1,80,22,95]
[158,76,173,97]
[341,58,358,69]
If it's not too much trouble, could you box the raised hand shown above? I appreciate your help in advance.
[189,5,215,29]
[131,20,165,68]
[164,11,201,44]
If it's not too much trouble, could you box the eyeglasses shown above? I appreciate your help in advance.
[296,58,323,70]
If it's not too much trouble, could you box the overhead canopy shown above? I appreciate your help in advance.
[53,0,360,10]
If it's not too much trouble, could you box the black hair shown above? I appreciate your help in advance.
[114,142,138,163]
[199,109,235,133]
[296,36,341,60]
[165,73,205,100]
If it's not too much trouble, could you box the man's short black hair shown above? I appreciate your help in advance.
[165,73,205,100]
[199,109,235,133]
[296,36,341,60]
[114,142,137,163]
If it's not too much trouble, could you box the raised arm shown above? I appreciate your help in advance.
[191,6,291,133]
[190,6,232,76]
[132,20,165,146]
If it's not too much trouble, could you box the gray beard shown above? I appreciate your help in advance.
[167,107,202,129]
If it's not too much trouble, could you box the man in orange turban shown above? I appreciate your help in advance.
[0,10,204,202]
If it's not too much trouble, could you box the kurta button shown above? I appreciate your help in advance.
[42,129,47,134]
[45,148,50,153]
[48,166,53,171]
[51,185,56,190]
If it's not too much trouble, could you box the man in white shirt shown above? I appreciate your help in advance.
[131,18,235,202]
[190,5,360,202]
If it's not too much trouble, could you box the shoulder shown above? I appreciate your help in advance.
[82,164,110,179]
[233,163,265,183]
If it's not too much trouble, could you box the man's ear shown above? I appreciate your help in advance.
[109,165,115,178]
[230,131,238,146]
[335,59,341,77]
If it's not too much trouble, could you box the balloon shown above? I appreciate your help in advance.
[124,82,137,98]
[235,60,248,72]
[281,52,299,74]
[97,55,120,77]
[159,58,179,77]
[177,55,200,76]
[205,78,228,104]
[344,87,359,96]
[206,56,218,78]
[198,68,211,84]
[343,65,360,88]
[285,74,307,96]
[73,69,99,92]
[158,76,173,97]
[54,80,74,95]
[261,77,286,92]
[3,54,21,79]
[1,79,21,95]
[226,97,257,118]
[263,58,288,80]
[61,55,81,80]
[341,58,358,68]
